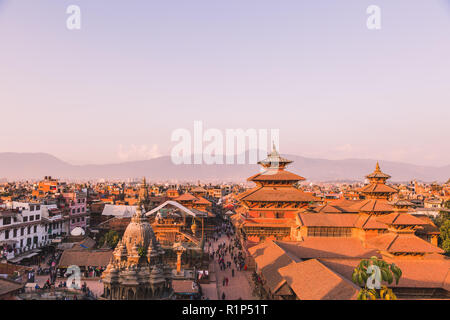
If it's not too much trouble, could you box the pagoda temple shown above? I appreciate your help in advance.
[234,145,319,242]
[245,163,448,299]
[348,162,398,214]
[291,163,441,245]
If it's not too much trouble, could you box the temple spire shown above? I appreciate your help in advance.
[258,143,292,169]
[375,161,381,172]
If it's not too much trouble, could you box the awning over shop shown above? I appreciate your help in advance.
[7,252,39,263]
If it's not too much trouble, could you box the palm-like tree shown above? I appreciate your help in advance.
[352,256,402,300]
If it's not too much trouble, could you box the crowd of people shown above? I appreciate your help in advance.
[82,266,104,278]
[207,219,248,300]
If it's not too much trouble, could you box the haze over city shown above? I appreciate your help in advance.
[1,0,449,166]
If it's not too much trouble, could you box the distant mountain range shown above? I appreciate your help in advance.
[0,152,449,183]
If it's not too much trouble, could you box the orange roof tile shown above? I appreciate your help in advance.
[376,213,428,226]
[248,169,305,182]
[248,241,299,292]
[350,199,394,213]
[174,193,198,202]
[413,215,440,234]
[359,183,398,194]
[276,238,380,259]
[366,233,444,254]
[190,186,207,193]
[330,199,362,208]
[278,259,360,300]
[383,257,450,289]
[355,214,388,229]
[321,257,450,290]
[314,204,356,213]
[194,196,211,205]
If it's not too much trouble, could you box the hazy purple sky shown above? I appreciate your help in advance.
[0,0,449,166]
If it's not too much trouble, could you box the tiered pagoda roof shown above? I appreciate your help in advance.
[376,212,428,227]
[366,162,391,180]
[248,170,305,183]
[174,192,211,206]
[349,199,395,213]
[257,143,293,169]
[359,162,398,198]
[359,183,398,194]
[239,145,318,205]
[366,233,444,255]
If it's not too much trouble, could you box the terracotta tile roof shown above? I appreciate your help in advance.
[383,257,450,289]
[297,213,359,227]
[278,259,360,300]
[58,249,113,267]
[174,193,199,202]
[174,193,211,206]
[413,215,440,234]
[194,196,211,205]
[236,187,259,201]
[276,238,380,259]
[359,183,398,194]
[0,278,23,297]
[248,169,305,182]
[239,187,319,202]
[330,199,363,208]
[314,203,358,213]
[319,258,363,280]
[314,204,343,213]
[321,256,450,290]
[376,213,428,226]
[350,199,394,213]
[366,233,444,254]
[356,214,388,229]
[0,263,32,276]
[190,186,207,193]
[248,241,299,293]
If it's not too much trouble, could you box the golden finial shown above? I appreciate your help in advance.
[375,161,381,172]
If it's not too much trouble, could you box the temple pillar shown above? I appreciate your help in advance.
[176,250,182,273]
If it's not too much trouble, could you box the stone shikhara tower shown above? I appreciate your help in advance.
[101,203,172,300]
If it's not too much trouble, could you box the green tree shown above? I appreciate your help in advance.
[440,219,450,254]
[100,230,120,248]
[352,256,402,300]
[444,200,450,209]
[137,246,147,257]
